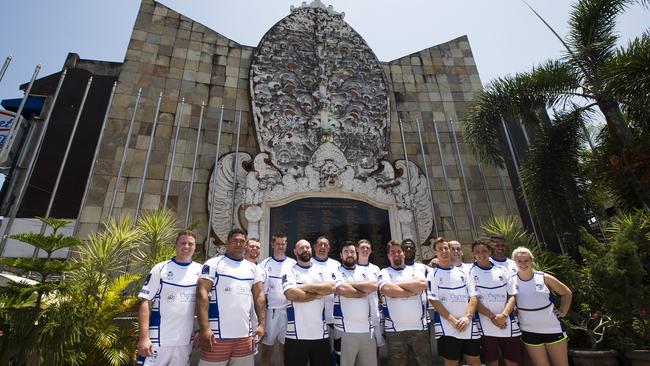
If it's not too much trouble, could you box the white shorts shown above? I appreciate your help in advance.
[137,344,192,366]
[262,308,288,346]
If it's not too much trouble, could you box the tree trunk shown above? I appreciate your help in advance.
[596,97,650,209]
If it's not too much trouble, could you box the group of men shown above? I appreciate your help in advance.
[137,229,521,366]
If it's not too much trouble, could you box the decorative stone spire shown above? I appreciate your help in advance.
[290,0,345,18]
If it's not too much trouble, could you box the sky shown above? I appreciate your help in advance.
[0,0,647,104]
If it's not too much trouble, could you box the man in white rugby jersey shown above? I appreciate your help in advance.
[356,239,383,347]
[310,236,341,362]
[332,241,379,366]
[449,240,473,273]
[489,235,518,275]
[378,240,432,366]
[470,240,521,366]
[282,239,336,366]
[428,237,480,366]
[259,233,296,366]
[196,228,266,366]
[137,230,203,366]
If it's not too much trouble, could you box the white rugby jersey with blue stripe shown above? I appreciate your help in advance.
[281,262,331,340]
[260,256,296,309]
[311,257,340,324]
[332,265,380,333]
[138,258,202,346]
[378,265,429,332]
[490,257,518,276]
[469,263,521,337]
[199,254,264,338]
[428,265,481,339]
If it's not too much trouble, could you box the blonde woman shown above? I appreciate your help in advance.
[512,247,572,366]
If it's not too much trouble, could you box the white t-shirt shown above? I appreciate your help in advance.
[333,265,379,333]
[282,262,332,340]
[469,263,521,337]
[490,257,518,276]
[138,258,202,346]
[260,256,296,309]
[514,271,564,334]
[358,262,381,332]
[428,265,480,339]
[312,256,341,324]
[378,266,429,332]
[199,254,264,338]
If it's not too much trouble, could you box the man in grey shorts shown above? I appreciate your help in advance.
[332,241,380,366]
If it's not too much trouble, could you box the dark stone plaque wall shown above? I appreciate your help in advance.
[269,197,390,267]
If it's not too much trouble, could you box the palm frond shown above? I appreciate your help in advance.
[566,0,629,75]
[520,109,589,245]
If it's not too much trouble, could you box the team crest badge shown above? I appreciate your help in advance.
[202,265,210,275]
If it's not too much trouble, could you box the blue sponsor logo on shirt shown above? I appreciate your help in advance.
[282,274,287,284]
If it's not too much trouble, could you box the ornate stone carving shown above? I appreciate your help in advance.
[250,5,389,178]
[209,4,435,259]
[207,152,252,247]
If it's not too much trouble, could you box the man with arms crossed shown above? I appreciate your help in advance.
[378,240,432,366]
[197,228,266,366]
[137,230,203,366]
[356,239,383,348]
[428,238,481,366]
[259,234,296,366]
[311,236,341,362]
[470,240,522,366]
[282,239,336,366]
[332,241,379,366]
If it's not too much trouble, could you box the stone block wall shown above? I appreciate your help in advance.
[77,0,520,254]
[383,36,519,245]
[77,0,257,243]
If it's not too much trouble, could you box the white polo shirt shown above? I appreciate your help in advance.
[312,257,341,324]
[138,258,202,346]
[260,256,297,309]
[378,265,429,332]
[199,254,263,338]
[333,265,378,333]
[469,263,521,337]
[428,265,480,339]
[282,262,332,340]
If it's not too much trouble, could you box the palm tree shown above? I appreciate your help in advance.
[462,0,650,244]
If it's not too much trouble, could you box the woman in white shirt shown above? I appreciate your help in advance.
[512,247,572,366]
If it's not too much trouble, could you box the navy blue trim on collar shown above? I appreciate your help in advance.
[357,262,369,267]
[390,265,405,271]
[437,265,453,270]
[297,262,312,269]
[342,265,356,270]
[171,257,192,266]
[271,255,287,262]
[225,253,243,262]
[475,262,493,270]
[313,257,328,263]
[491,256,508,263]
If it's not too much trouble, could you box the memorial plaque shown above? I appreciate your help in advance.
[269,198,391,267]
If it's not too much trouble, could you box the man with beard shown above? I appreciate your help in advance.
[378,240,432,366]
[428,238,481,366]
[489,236,518,276]
[282,239,336,366]
[332,241,379,366]
[259,234,296,366]
[196,228,266,366]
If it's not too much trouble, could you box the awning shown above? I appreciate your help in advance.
[0,96,46,118]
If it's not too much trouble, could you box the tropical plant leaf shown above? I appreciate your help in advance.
[9,232,82,254]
